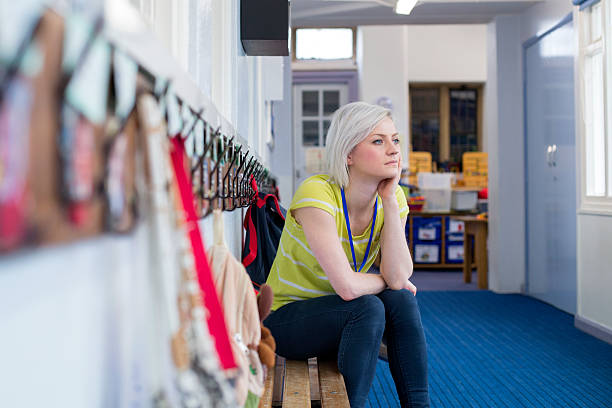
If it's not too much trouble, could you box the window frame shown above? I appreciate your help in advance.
[291,27,357,71]
[409,83,484,167]
[293,84,349,148]
[577,0,612,215]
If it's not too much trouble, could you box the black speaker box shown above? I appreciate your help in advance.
[241,0,289,56]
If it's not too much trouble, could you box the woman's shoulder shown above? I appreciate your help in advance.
[291,174,341,215]
[297,174,338,195]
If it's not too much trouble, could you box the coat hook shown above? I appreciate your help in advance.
[224,143,242,211]
[231,149,247,209]
[154,78,171,102]
[219,136,235,211]
[209,133,232,210]
[181,108,203,140]
[0,15,43,105]
[210,135,233,192]
[239,157,256,207]
[249,164,263,203]
[58,15,105,100]
[192,124,219,184]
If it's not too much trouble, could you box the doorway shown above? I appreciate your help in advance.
[524,14,577,314]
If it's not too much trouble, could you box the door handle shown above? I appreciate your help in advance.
[546,145,553,167]
[551,144,557,167]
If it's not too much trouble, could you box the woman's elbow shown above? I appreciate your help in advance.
[336,286,357,301]
[332,278,358,301]
[386,279,405,291]
[385,269,413,290]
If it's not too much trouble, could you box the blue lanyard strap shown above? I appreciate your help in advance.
[340,188,378,272]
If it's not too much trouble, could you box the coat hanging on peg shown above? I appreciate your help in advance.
[140,94,238,407]
[208,208,265,407]
[166,130,236,372]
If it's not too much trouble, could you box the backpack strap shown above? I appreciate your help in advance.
[242,204,257,268]
[252,178,284,220]
[258,193,285,221]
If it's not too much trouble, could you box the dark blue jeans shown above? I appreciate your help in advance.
[264,289,430,408]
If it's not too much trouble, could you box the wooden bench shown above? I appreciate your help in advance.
[259,356,350,408]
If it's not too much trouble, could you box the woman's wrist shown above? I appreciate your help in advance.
[381,195,399,211]
[377,274,388,291]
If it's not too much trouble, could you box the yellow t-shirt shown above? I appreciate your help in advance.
[266,174,409,311]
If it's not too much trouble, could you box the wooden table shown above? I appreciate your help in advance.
[451,216,489,289]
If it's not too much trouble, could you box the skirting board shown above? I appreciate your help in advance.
[575,315,612,346]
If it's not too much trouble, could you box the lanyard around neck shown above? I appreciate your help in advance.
[340,188,378,273]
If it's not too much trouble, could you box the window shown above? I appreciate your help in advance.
[579,0,612,212]
[409,84,482,170]
[292,84,348,185]
[293,28,356,62]
[410,88,440,162]
[294,85,347,147]
[449,89,478,164]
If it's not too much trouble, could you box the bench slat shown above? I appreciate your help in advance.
[283,360,311,408]
[317,360,350,408]
[308,357,321,402]
[258,357,275,408]
[272,356,285,406]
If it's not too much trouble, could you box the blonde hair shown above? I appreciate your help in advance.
[324,101,392,188]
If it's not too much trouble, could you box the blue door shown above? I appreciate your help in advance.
[524,15,577,314]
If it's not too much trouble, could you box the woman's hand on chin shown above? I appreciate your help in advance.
[377,156,402,200]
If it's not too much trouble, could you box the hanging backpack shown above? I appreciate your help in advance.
[242,178,286,289]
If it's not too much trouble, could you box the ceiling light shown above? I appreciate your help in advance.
[395,0,418,15]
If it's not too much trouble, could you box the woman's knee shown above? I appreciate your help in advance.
[347,294,386,327]
[380,289,422,318]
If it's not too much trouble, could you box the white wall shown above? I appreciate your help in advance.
[577,215,612,330]
[358,25,410,154]
[405,24,487,83]
[484,20,499,180]
[485,15,525,293]
[0,0,284,405]
[0,226,155,407]
[520,0,575,43]
[270,56,294,208]
[357,24,487,159]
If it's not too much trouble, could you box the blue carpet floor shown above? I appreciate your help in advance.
[367,291,612,407]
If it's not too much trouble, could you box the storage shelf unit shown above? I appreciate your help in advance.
[406,211,477,269]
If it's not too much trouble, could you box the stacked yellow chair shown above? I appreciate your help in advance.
[408,152,433,186]
[462,152,488,188]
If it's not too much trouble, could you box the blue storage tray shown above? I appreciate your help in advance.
[446,242,464,263]
[446,232,465,242]
[413,216,442,243]
[414,242,441,264]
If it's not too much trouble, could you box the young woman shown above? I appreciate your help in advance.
[264,102,429,407]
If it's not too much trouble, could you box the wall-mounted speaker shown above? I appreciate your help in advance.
[240,0,289,56]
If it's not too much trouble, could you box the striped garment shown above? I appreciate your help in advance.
[267,174,409,311]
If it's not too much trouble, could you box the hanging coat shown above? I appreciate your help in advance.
[209,209,265,407]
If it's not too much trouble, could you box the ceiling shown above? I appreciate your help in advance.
[291,0,543,26]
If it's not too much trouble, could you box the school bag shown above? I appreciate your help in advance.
[242,179,286,289]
